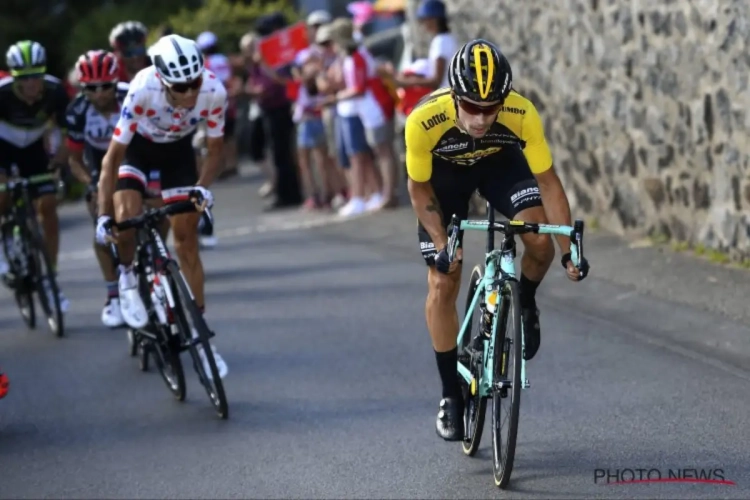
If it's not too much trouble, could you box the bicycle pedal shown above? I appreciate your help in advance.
[523,379,530,389]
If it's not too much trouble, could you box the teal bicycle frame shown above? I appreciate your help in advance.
[450,215,583,397]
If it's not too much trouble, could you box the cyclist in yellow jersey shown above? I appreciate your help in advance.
[405,39,590,441]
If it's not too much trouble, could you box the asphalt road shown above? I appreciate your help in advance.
[2,172,750,499]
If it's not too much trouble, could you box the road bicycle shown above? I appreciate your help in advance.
[446,201,585,488]
[104,194,229,419]
[0,165,64,337]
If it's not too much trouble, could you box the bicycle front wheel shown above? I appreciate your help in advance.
[166,261,228,419]
[491,279,522,489]
[26,219,64,337]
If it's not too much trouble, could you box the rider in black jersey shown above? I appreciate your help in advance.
[0,40,70,311]
[66,50,129,327]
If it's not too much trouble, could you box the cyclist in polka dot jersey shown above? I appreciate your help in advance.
[96,34,229,380]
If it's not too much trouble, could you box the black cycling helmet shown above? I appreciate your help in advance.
[448,39,512,103]
[109,21,148,51]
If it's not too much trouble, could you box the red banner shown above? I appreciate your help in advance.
[257,22,309,69]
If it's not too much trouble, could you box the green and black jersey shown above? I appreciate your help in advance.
[0,75,70,148]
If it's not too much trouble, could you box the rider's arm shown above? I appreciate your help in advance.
[522,104,572,255]
[64,100,91,184]
[197,84,228,188]
[405,118,447,249]
[98,88,142,217]
[50,83,71,165]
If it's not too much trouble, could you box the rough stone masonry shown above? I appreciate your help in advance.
[407,0,750,258]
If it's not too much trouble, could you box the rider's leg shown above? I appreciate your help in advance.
[0,170,9,276]
[415,163,478,442]
[35,194,59,270]
[112,138,150,329]
[26,140,68,310]
[88,195,123,327]
[158,132,227,378]
[477,151,554,362]
[143,171,169,240]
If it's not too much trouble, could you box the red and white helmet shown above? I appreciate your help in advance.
[76,50,119,84]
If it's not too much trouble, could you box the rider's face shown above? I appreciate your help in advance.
[117,46,147,74]
[16,76,44,99]
[83,82,117,109]
[454,94,503,138]
[164,76,203,108]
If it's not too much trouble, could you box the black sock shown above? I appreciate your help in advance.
[435,347,461,399]
[520,274,541,309]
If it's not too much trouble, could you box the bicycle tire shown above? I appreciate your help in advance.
[25,217,64,337]
[14,288,35,328]
[461,264,487,457]
[152,333,186,401]
[492,279,522,489]
[166,261,228,419]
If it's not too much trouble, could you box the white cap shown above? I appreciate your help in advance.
[315,24,334,43]
[307,10,332,25]
[196,31,218,50]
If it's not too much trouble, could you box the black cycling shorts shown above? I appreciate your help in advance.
[115,132,197,204]
[0,138,57,200]
[417,145,543,266]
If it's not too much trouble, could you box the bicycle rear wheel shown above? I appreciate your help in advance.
[152,332,186,401]
[166,261,228,419]
[26,218,64,337]
[491,279,522,489]
[460,264,487,457]
[14,288,35,328]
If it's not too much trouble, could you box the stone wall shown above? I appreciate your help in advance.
[410,0,750,257]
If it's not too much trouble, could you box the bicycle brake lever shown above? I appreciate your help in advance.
[190,197,207,212]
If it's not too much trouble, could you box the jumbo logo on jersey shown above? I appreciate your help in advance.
[421,112,448,131]
[435,146,502,166]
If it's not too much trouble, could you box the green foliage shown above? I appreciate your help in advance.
[152,0,301,54]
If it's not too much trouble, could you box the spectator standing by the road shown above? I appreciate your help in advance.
[316,18,381,217]
[238,32,275,199]
[245,35,302,210]
[326,18,399,214]
[312,24,350,211]
[292,11,348,211]
[383,0,456,91]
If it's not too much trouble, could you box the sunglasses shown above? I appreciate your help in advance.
[121,46,147,58]
[167,77,203,94]
[455,97,503,116]
[83,82,116,92]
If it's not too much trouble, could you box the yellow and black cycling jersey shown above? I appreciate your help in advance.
[404,88,553,182]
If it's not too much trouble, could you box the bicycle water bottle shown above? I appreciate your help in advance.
[482,287,499,338]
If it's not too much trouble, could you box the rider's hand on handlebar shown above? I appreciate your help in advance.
[435,246,462,274]
[190,186,214,210]
[561,253,590,282]
[95,215,114,246]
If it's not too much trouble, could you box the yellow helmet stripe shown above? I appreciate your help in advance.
[471,43,495,100]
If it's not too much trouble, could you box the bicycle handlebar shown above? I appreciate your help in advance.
[104,190,210,233]
[446,215,585,269]
[0,173,57,193]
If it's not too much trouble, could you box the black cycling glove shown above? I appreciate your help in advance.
[561,252,590,281]
[435,247,451,274]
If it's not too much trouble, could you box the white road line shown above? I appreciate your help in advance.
[58,210,369,263]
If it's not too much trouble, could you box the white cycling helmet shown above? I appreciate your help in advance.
[150,34,204,85]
